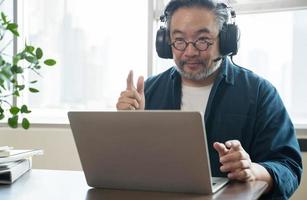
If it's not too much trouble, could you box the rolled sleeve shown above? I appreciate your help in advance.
[252,81,302,199]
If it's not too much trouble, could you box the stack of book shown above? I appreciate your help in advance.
[0,146,43,184]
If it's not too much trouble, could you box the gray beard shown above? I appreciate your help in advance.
[175,59,222,81]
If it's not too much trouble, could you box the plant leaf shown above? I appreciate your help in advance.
[6,23,19,36]
[30,80,38,84]
[33,65,41,69]
[11,78,17,84]
[16,84,25,90]
[44,59,56,66]
[2,65,13,78]
[13,54,22,65]
[21,105,31,114]
[0,77,4,85]
[36,48,43,59]
[7,23,17,29]
[22,118,30,129]
[8,116,18,128]
[0,113,4,120]
[1,12,8,24]
[13,90,20,96]
[25,56,37,63]
[0,55,5,65]
[11,65,24,74]
[10,106,20,115]
[29,87,39,93]
[25,45,35,54]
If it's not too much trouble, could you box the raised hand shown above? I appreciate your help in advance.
[116,70,145,110]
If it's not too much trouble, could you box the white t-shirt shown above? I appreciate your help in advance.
[181,83,213,113]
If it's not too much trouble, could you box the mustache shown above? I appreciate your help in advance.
[179,59,206,66]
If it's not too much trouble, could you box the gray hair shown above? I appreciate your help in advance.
[164,0,229,32]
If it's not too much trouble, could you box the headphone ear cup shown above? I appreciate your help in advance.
[219,23,239,56]
[156,27,173,59]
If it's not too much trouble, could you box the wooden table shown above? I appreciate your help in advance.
[0,169,267,200]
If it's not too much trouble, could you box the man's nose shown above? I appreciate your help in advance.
[184,43,199,57]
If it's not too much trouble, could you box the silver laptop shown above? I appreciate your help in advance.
[68,111,228,194]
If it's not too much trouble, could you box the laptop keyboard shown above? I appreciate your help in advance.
[211,177,228,186]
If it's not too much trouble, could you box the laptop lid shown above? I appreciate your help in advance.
[68,111,225,194]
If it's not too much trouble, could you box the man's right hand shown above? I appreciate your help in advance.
[116,70,145,110]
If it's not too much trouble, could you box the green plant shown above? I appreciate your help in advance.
[0,11,56,129]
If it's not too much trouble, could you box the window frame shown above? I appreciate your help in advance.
[231,0,307,14]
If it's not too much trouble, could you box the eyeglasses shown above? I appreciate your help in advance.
[170,38,214,51]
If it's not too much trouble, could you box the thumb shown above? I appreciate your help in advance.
[137,76,144,94]
[126,70,135,90]
[225,140,242,152]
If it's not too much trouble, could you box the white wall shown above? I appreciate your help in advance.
[291,152,306,200]
[0,127,82,170]
[291,129,307,200]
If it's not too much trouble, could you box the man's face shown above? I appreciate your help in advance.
[170,7,220,81]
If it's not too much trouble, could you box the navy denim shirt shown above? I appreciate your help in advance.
[144,58,302,199]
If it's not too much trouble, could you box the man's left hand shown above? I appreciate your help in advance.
[213,140,256,181]
[213,140,273,192]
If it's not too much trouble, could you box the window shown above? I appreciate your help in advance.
[5,0,307,126]
[235,10,307,126]
[17,0,148,123]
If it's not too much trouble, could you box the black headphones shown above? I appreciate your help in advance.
[156,2,239,59]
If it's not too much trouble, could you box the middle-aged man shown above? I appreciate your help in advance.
[116,0,302,199]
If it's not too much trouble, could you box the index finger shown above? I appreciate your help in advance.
[213,142,229,157]
[126,70,135,90]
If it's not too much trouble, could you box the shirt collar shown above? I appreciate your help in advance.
[170,67,180,80]
[218,57,235,85]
